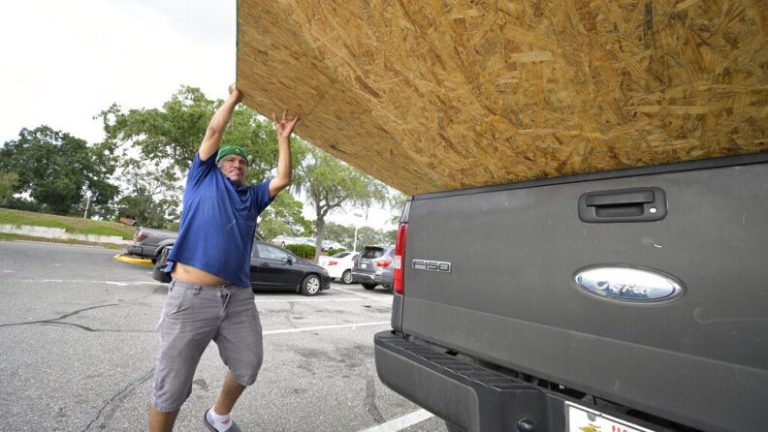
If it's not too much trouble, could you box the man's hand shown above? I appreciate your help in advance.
[228,83,243,104]
[272,109,300,139]
[198,84,244,161]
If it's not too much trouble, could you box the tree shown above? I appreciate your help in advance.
[387,189,409,225]
[113,159,182,229]
[295,144,388,261]
[324,222,355,250]
[356,226,396,247]
[257,192,312,240]
[0,172,19,206]
[0,126,117,216]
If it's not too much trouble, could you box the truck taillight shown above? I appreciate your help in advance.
[393,222,407,294]
[136,231,148,242]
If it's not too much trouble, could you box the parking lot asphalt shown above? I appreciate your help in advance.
[0,241,448,432]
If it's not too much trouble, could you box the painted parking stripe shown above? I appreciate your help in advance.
[357,409,434,432]
[23,279,159,286]
[256,297,373,303]
[264,321,389,335]
[333,286,393,303]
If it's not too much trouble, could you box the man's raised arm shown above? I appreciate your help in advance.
[269,110,300,198]
[199,84,243,161]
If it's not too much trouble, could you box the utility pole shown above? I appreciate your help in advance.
[83,193,91,219]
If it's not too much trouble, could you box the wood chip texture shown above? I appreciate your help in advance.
[237,0,768,195]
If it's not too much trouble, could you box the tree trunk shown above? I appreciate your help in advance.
[313,216,326,262]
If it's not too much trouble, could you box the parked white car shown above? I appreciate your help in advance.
[271,235,309,247]
[322,240,346,251]
[318,251,358,284]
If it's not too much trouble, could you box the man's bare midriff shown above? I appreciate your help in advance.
[171,262,227,285]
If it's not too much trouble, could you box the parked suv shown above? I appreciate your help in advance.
[351,245,394,291]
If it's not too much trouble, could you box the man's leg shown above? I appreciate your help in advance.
[213,372,247,414]
[210,287,264,417]
[148,407,180,432]
[151,282,220,430]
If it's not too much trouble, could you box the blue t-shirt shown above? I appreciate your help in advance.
[166,153,273,287]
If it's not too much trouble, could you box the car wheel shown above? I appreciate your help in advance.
[341,270,354,284]
[301,274,321,296]
[362,283,376,290]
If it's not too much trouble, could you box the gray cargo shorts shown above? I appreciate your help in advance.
[150,279,264,412]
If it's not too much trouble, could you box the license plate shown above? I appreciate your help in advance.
[566,402,654,432]
[362,263,369,268]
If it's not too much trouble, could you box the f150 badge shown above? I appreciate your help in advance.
[412,259,451,273]
[574,265,684,303]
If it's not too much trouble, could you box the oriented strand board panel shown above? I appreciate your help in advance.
[237,0,768,195]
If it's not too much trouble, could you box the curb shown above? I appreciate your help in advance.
[113,254,153,266]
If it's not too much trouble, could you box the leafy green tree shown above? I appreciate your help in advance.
[356,226,396,247]
[113,160,182,229]
[0,172,19,205]
[387,189,409,225]
[294,145,388,261]
[324,222,355,250]
[257,192,312,240]
[0,126,117,216]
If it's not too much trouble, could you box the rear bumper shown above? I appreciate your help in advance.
[374,331,679,432]
[351,270,389,286]
[351,271,375,283]
[127,245,151,257]
[375,331,560,432]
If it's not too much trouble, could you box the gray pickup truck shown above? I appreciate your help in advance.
[375,154,768,432]
[127,226,177,263]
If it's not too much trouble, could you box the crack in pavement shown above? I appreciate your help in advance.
[364,369,385,424]
[81,368,155,432]
[0,303,154,333]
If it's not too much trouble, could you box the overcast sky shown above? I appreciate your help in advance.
[0,0,234,144]
[0,0,394,229]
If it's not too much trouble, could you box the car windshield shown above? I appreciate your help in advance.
[332,252,351,258]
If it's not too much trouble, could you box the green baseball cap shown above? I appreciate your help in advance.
[216,145,248,162]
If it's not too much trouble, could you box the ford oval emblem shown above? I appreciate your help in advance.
[574,266,684,303]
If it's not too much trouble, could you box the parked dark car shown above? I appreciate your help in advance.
[151,240,331,296]
[127,227,177,263]
[351,245,394,291]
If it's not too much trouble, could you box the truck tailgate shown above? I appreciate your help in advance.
[400,157,768,431]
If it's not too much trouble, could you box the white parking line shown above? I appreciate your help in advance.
[24,279,160,286]
[256,297,372,303]
[264,321,389,335]
[333,286,393,303]
[357,409,434,432]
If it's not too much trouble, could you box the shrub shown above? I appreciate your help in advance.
[285,244,315,259]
